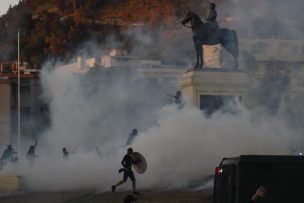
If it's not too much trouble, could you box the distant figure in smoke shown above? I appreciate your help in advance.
[0,145,18,168]
[127,129,138,146]
[112,148,139,195]
[167,91,184,108]
[27,139,38,165]
[62,147,69,158]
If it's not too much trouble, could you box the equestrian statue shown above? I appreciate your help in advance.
[181,3,239,69]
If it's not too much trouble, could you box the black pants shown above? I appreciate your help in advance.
[123,168,136,182]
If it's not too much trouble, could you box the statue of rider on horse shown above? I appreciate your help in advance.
[181,3,239,69]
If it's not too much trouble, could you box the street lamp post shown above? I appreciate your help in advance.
[17,30,21,152]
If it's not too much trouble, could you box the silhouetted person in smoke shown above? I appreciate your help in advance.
[250,186,266,203]
[167,91,184,109]
[127,129,138,146]
[1,145,16,161]
[62,147,69,158]
[0,145,18,168]
[27,139,38,166]
[112,148,139,195]
[167,90,181,104]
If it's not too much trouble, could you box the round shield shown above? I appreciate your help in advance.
[132,152,147,174]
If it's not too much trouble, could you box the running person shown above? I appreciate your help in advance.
[112,148,139,195]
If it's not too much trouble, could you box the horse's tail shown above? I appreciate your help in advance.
[232,30,239,58]
[221,28,238,58]
[221,28,239,68]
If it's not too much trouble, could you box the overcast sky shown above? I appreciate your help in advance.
[0,0,19,16]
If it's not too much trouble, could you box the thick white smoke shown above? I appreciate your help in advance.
[135,106,301,189]
[0,64,301,191]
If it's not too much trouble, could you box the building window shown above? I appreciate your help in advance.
[116,58,129,62]
[278,42,289,55]
[40,104,49,113]
[200,95,237,116]
[251,42,266,54]
[20,86,31,94]
[20,107,31,122]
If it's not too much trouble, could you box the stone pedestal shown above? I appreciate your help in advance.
[180,69,250,109]
[0,176,21,192]
[203,44,236,68]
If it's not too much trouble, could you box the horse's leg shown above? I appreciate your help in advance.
[199,46,204,68]
[194,45,200,68]
[196,41,203,68]
[221,29,238,68]
[232,31,239,69]
[233,55,239,69]
[195,53,199,68]
[193,36,201,68]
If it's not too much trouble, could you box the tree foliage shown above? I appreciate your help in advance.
[0,0,113,67]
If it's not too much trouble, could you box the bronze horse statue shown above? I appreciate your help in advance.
[181,11,239,68]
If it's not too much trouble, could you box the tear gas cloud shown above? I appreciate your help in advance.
[2,66,300,191]
[1,0,304,191]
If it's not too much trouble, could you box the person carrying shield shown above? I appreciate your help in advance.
[112,148,139,195]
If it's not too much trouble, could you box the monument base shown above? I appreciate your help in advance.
[180,68,249,114]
